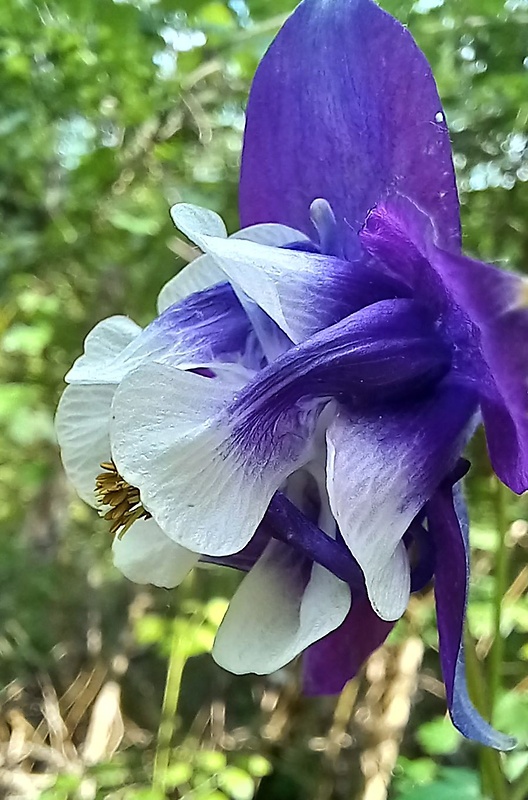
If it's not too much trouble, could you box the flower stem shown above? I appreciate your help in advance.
[464,633,507,800]
[489,478,510,720]
[152,618,188,795]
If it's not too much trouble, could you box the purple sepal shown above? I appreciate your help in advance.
[427,484,516,750]
[361,195,528,494]
[303,596,394,695]
[430,248,528,495]
[240,0,460,257]
[232,298,452,428]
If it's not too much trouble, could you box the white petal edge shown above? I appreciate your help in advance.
[55,383,116,507]
[212,541,351,674]
[170,202,228,241]
[66,316,141,385]
[112,518,199,588]
[157,253,226,313]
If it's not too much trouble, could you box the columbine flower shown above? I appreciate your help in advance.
[54,0,527,749]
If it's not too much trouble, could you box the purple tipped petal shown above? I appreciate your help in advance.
[303,596,394,695]
[146,282,261,371]
[240,0,460,257]
[427,485,516,750]
[197,233,409,344]
[326,380,478,621]
[67,283,260,385]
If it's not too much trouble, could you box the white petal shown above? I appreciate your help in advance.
[157,253,226,313]
[157,222,310,314]
[325,417,411,621]
[231,223,310,247]
[212,541,351,674]
[55,384,115,506]
[112,518,199,588]
[66,316,141,385]
[111,361,315,556]
[170,203,228,243]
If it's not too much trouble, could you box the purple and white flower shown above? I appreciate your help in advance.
[55,0,528,749]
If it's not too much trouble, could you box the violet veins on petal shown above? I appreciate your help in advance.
[55,0,527,750]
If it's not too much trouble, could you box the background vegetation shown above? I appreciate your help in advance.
[0,0,527,798]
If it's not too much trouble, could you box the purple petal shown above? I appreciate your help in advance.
[427,485,516,750]
[231,298,452,426]
[303,596,394,695]
[326,380,478,621]
[240,0,460,257]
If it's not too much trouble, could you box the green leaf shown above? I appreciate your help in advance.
[416,716,461,756]
[395,768,480,800]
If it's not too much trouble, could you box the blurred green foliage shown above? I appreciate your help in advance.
[0,0,527,798]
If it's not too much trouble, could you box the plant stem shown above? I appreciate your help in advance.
[152,619,188,795]
[464,634,507,800]
[489,478,510,720]
[512,764,528,800]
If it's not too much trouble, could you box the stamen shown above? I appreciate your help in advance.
[95,460,151,538]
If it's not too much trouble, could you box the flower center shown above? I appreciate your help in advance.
[95,460,151,538]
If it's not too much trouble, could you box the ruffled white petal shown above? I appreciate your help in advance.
[212,541,351,674]
[55,384,115,507]
[325,382,477,622]
[112,518,199,588]
[66,316,141,384]
[110,361,315,556]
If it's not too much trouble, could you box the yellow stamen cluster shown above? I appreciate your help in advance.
[95,460,151,538]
